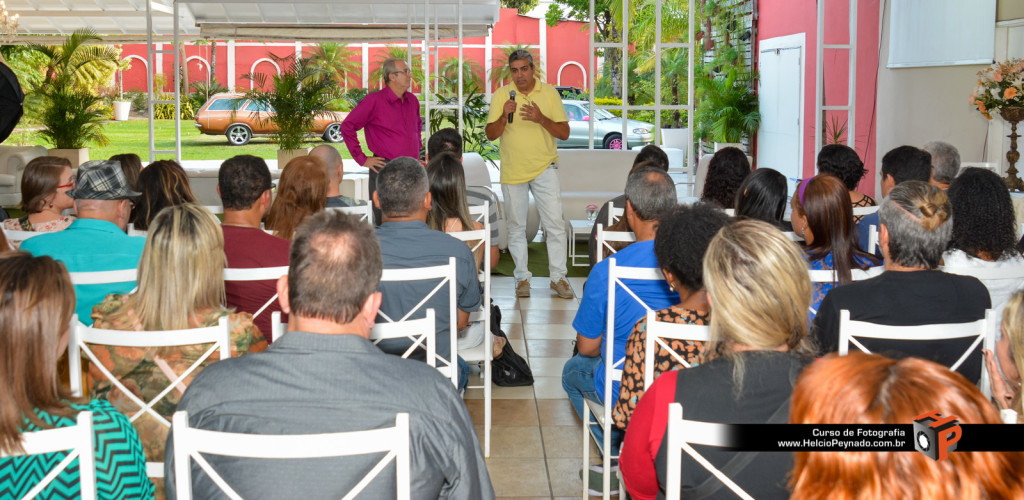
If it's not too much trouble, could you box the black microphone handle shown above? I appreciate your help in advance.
[508,91,516,123]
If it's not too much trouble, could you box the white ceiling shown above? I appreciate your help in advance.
[6,0,498,41]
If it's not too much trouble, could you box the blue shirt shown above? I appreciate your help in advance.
[572,240,676,403]
[21,218,145,325]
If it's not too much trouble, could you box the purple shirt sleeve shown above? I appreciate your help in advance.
[340,89,422,165]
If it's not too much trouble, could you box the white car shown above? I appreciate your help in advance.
[558,99,655,149]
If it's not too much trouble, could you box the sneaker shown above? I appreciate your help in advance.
[580,464,620,496]
[550,278,574,299]
[516,279,531,298]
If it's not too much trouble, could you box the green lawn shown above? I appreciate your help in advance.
[9,119,367,161]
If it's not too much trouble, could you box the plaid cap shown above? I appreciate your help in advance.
[66,160,142,200]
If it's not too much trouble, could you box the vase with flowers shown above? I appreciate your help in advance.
[971,58,1024,190]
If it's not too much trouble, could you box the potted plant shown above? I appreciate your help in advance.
[694,67,759,152]
[29,29,118,166]
[243,55,338,166]
[112,53,133,121]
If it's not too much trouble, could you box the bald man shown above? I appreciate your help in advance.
[310,145,364,208]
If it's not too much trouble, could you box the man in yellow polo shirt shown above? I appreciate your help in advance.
[486,49,572,299]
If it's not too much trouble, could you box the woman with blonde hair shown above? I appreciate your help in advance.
[89,204,266,468]
[265,156,328,240]
[620,219,815,500]
[986,289,1024,423]
[0,253,153,498]
[2,156,76,246]
[791,353,1024,499]
[131,159,197,230]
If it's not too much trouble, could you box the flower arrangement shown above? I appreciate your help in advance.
[970,58,1024,120]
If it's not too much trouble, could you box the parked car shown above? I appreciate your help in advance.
[193,93,348,146]
[558,100,654,149]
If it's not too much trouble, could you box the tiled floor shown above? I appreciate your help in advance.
[464,276,609,500]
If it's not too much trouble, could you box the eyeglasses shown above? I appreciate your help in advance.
[57,181,74,189]
[392,69,412,75]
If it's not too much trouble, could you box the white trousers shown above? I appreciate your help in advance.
[501,164,567,282]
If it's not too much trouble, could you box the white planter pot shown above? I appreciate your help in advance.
[113,101,132,121]
[47,148,89,168]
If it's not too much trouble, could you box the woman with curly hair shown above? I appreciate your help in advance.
[816,144,874,222]
[946,166,1024,378]
[791,174,880,318]
[733,167,790,230]
[265,156,328,240]
[700,147,750,209]
[131,159,197,230]
[611,203,731,430]
[790,353,1024,499]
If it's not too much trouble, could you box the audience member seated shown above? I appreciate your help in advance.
[923,140,961,190]
[815,144,874,223]
[587,145,669,266]
[611,203,731,430]
[790,353,1024,499]
[426,127,500,267]
[164,211,493,498]
[856,145,932,251]
[109,153,143,192]
[427,152,488,269]
[131,159,197,231]
[791,174,880,319]
[813,181,989,382]
[265,156,328,240]
[563,167,677,447]
[620,220,815,500]
[373,157,480,392]
[987,289,1024,423]
[21,160,144,325]
[2,156,76,247]
[310,144,364,208]
[88,204,267,467]
[0,253,154,499]
[733,167,790,230]
[700,146,750,209]
[218,155,291,341]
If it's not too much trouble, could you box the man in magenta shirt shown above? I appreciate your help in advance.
[341,57,422,223]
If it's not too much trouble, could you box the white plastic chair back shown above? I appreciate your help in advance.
[370,310,438,366]
[783,231,804,242]
[807,267,883,283]
[642,309,712,384]
[125,223,147,237]
[595,224,637,263]
[940,265,1024,282]
[0,412,97,500]
[2,228,46,250]
[450,203,493,456]
[723,208,735,217]
[607,202,625,226]
[68,268,138,286]
[68,315,232,478]
[867,224,879,255]
[328,204,374,225]
[852,205,879,217]
[223,266,289,320]
[664,403,754,500]
[172,411,410,500]
[378,258,459,388]
[838,309,994,396]
[270,311,286,343]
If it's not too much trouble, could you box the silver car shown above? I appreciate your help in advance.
[558,99,655,149]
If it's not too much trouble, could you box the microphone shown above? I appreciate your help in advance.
[508,90,516,123]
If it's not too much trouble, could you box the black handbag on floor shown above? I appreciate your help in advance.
[490,303,534,387]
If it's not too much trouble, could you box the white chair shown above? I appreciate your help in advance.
[378,258,459,388]
[0,412,97,500]
[370,310,437,366]
[583,259,667,500]
[68,269,138,286]
[328,204,374,225]
[867,224,879,255]
[852,205,879,217]
[450,205,494,457]
[723,208,735,217]
[664,403,754,500]
[270,310,286,343]
[940,265,1024,283]
[68,315,232,478]
[642,309,712,385]
[607,202,625,226]
[125,223,147,237]
[2,228,46,249]
[171,411,411,500]
[783,231,804,242]
[223,266,289,321]
[807,267,883,283]
[838,309,994,396]
[595,224,637,263]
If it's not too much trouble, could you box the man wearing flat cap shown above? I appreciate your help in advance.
[22,160,146,325]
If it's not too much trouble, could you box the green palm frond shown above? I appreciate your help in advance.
[489,44,545,87]
[242,54,339,150]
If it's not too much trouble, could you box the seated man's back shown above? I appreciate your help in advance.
[165,332,490,499]
[222,225,290,337]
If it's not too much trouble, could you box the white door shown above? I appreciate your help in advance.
[758,35,804,196]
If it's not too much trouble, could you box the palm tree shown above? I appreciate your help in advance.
[435,56,483,96]
[309,42,359,89]
[242,55,338,150]
[489,44,545,88]
[29,28,120,93]
[370,47,424,89]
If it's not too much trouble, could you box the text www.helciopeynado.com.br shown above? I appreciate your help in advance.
[776,427,907,450]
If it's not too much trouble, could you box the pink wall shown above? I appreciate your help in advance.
[757,0,881,196]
